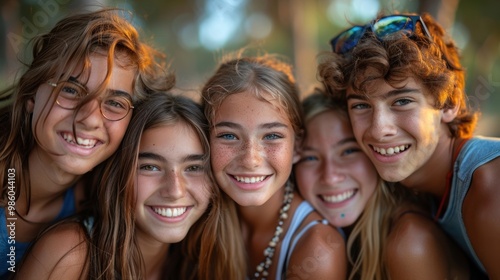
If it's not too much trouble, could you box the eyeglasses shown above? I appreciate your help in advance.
[48,80,134,121]
[330,15,432,54]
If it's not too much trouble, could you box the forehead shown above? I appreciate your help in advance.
[140,123,202,153]
[347,75,427,98]
[305,110,351,141]
[217,91,286,118]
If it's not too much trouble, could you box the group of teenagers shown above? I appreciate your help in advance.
[1,7,499,280]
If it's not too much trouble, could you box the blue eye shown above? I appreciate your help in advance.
[218,133,237,140]
[264,133,282,140]
[393,98,413,106]
[343,148,360,155]
[350,103,370,110]
[298,155,318,163]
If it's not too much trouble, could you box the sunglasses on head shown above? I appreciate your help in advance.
[330,14,432,54]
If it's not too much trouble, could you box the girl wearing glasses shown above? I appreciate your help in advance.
[295,90,469,280]
[319,12,496,279]
[201,53,346,279]
[0,8,172,277]
[16,93,244,279]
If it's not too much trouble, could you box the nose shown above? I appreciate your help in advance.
[240,139,263,169]
[75,99,105,129]
[320,160,346,185]
[159,169,186,199]
[367,107,397,140]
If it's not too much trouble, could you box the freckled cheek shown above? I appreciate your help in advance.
[210,144,236,172]
[264,145,294,171]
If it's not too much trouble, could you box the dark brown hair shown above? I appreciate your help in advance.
[88,92,244,279]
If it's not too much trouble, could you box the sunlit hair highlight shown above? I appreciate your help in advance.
[201,51,304,137]
[0,8,174,208]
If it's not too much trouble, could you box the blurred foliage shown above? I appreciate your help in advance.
[1,0,499,136]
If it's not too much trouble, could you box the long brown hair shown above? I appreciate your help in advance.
[0,8,174,206]
[318,12,478,138]
[89,92,244,279]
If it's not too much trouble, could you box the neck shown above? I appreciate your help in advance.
[16,148,78,219]
[28,146,79,193]
[238,187,286,231]
[137,235,170,280]
[400,135,458,198]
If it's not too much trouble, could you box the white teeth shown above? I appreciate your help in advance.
[322,190,355,203]
[234,176,266,183]
[373,145,408,156]
[153,207,187,218]
[62,133,97,148]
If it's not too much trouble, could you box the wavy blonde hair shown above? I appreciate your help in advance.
[301,90,425,280]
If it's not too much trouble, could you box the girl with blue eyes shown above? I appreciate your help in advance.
[295,91,470,280]
[202,54,346,279]
[17,93,244,279]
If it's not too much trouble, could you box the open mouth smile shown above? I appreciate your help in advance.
[61,132,98,148]
[321,190,355,203]
[372,144,409,156]
[233,175,267,183]
[152,206,187,218]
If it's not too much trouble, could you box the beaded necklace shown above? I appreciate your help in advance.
[251,183,294,280]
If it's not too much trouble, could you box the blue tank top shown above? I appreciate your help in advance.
[437,136,500,275]
[0,186,76,277]
[275,201,329,279]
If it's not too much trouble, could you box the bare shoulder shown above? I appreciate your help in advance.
[16,222,88,280]
[286,219,346,280]
[385,210,469,279]
[464,156,500,278]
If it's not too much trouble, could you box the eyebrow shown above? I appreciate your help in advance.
[108,89,134,102]
[214,121,289,130]
[68,76,88,91]
[68,76,133,101]
[346,88,421,101]
[138,152,206,163]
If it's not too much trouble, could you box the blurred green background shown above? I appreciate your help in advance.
[1,0,499,136]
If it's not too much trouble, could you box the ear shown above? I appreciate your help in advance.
[26,98,35,113]
[442,103,459,123]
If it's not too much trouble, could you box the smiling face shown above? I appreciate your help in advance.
[346,76,456,185]
[295,110,378,227]
[135,122,211,245]
[29,53,136,179]
[210,90,298,207]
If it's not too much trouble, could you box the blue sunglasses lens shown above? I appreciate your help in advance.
[331,26,365,54]
[373,16,414,39]
[331,15,427,54]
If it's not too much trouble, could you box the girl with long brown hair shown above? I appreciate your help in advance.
[0,8,173,277]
